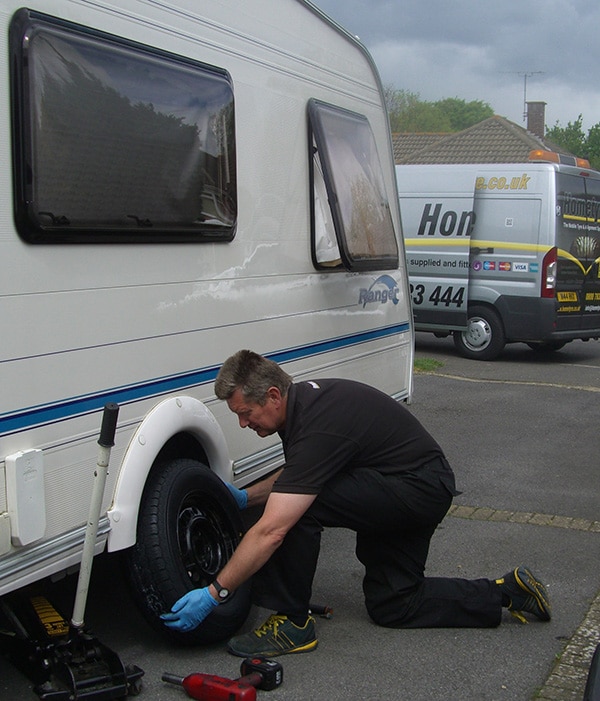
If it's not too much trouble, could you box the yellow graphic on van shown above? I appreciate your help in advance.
[475,174,530,191]
[557,291,578,302]
[557,248,600,275]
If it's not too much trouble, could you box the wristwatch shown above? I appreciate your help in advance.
[212,579,231,603]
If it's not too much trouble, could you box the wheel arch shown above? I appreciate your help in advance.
[468,299,505,325]
[107,395,231,552]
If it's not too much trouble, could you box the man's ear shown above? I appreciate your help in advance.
[266,386,282,404]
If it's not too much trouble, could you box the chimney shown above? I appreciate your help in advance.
[526,101,546,138]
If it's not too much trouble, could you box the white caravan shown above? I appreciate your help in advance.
[0,0,413,643]
[397,154,600,360]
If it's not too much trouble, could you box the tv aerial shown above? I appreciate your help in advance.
[514,71,545,121]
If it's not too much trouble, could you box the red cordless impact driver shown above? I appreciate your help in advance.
[162,656,283,701]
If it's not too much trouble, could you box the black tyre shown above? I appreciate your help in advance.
[526,341,567,353]
[124,458,251,645]
[584,641,600,701]
[453,305,506,360]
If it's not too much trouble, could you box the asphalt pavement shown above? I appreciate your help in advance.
[1,335,599,701]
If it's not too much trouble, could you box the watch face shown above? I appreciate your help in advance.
[219,588,230,599]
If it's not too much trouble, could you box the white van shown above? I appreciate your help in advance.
[396,154,600,359]
[0,0,413,644]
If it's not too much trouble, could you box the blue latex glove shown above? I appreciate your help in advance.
[225,482,248,509]
[160,587,218,632]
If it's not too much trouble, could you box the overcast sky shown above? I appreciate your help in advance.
[313,0,600,132]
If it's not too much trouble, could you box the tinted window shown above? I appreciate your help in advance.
[10,9,236,243]
[308,99,398,271]
[556,173,598,284]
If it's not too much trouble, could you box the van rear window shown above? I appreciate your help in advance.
[308,99,399,271]
[10,9,236,243]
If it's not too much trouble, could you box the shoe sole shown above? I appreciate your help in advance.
[227,638,318,658]
[514,566,551,621]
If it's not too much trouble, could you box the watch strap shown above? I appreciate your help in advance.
[212,578,230,602]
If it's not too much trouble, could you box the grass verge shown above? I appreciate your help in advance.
[414,357,444,373]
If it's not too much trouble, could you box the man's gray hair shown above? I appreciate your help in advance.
[214,350,293,404]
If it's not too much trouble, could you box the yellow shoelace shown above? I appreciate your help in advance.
[255,614,287,637]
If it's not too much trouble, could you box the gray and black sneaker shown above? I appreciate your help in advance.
[496,566,551,623]
[227,614,318,657]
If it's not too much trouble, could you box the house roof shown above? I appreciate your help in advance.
[391,132,448,163]
[392,115,573,165]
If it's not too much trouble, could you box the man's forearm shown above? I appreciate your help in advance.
[209,490,315,602]
[209,522,283,597]
[245,468,283,508]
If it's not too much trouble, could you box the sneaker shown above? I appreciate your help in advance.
[496,566,551,623]
[226,614,318,657]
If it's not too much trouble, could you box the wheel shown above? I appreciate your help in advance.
[526,341,567,353]
[453,306,505,360]
[124,458,251,645]
[583,641,600,701]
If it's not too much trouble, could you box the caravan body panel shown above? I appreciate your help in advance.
[0,0,413,597]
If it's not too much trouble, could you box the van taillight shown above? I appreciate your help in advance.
[541,247,557,298]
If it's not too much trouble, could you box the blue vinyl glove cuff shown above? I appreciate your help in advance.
[160,587,218,632]
[225,482,248,509]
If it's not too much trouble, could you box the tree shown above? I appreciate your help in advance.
[546,115,600,170]
[434,98,493,131]
[382,86,420,117]
[586,124,600,170]
[393,100,452,132]
[384,86,493,133]
[545,115,586,157]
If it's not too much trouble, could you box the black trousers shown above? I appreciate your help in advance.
[252,458,502,628]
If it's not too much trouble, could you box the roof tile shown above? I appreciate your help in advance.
[392,116,574,164]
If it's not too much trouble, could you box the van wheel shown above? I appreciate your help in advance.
[124,458,251,645]
[453,306,505,360]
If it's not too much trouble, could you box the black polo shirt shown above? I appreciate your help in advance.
[272,379,445,495]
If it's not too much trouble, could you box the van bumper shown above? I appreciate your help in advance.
[496,295,600,342]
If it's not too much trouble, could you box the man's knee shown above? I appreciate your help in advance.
[366,596,414,628]
[364,587,418,628]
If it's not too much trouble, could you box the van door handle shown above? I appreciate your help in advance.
[471,246,494,255]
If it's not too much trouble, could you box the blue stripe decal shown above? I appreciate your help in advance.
[1,323,409,437]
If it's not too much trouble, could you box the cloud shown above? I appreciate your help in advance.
[314,0,600,130]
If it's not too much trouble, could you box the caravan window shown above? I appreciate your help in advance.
[308,99,398,271]
[10,9,236,243]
